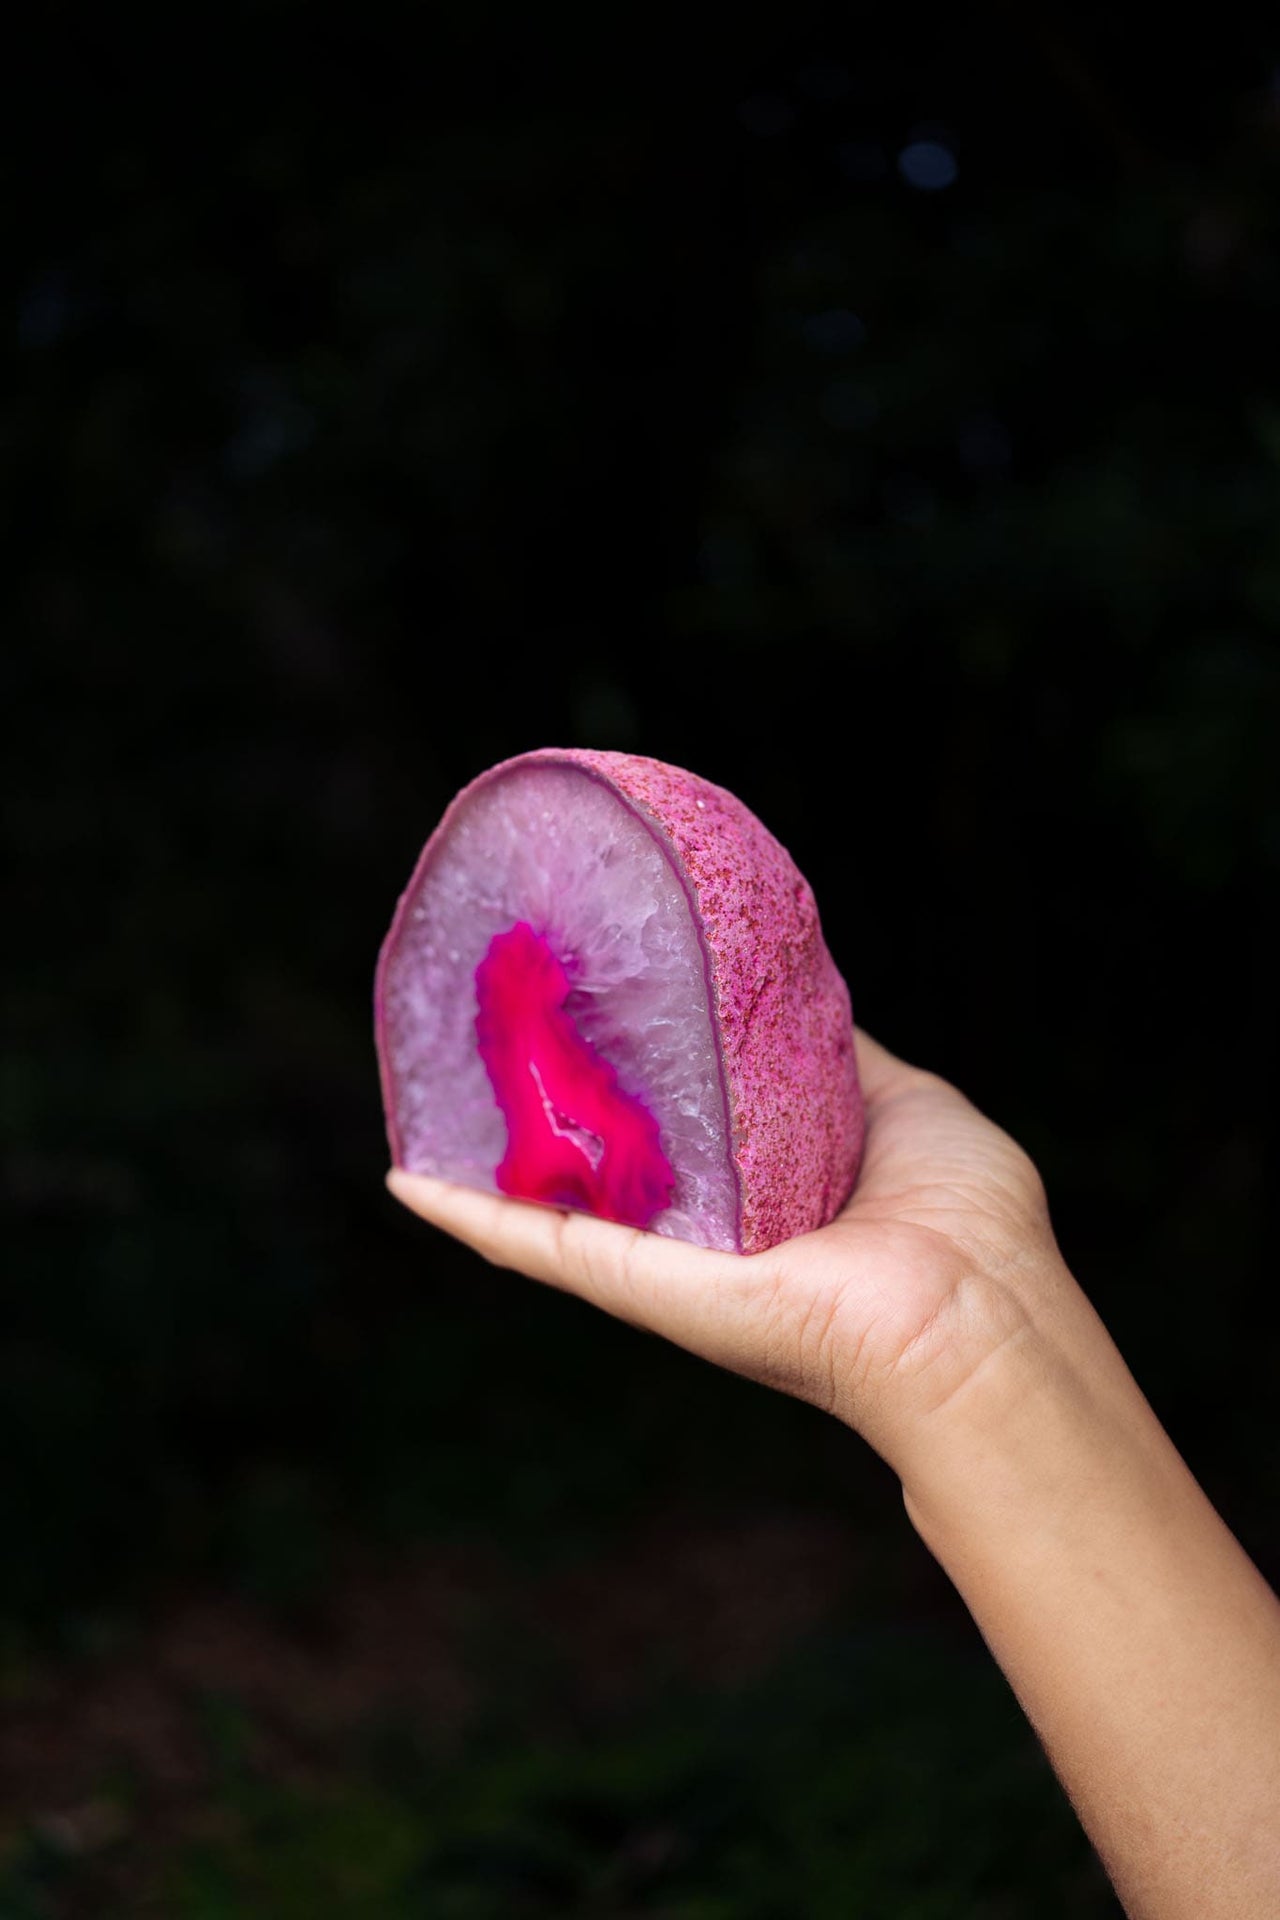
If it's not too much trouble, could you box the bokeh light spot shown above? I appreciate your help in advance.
[802,309,866,354]
[959,414,1012,474]
[898,139,958,191]
[821,379,878,432]
[738,95,793,137]
[796,62,852,100]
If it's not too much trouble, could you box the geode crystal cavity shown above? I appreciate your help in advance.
[375,749,864,1253]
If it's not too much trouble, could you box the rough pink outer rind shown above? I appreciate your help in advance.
[374,748,865,1254]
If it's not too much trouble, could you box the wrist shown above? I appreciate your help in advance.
[894,1263,1180,1567]
[894,1269,1280,1920]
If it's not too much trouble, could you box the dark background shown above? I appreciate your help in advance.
[5,6,1279,1914]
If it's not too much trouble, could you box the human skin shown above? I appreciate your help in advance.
[387,1028,1280,1920]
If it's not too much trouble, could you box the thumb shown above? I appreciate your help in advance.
[386,1168,768,1365]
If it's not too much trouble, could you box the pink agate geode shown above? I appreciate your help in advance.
[375,749,864,1253]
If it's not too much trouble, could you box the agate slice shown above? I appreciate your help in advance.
[375,749,864,1253]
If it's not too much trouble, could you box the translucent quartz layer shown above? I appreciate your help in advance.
[377,763,738,1249]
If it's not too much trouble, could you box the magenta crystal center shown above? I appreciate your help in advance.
[474,921,675,1228]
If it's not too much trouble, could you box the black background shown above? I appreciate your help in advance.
[5,7,1279,1913]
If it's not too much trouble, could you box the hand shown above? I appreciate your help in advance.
[386,1028,1068,1482]
[387,1028,1280,1920]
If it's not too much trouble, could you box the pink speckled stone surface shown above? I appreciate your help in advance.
[375,749,865,1253]
[543,751,863,1251]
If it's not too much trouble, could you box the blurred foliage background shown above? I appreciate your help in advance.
[5,4,1279,1914]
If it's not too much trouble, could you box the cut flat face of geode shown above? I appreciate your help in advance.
[375,750,864,1253]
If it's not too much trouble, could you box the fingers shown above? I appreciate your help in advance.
[385,1168,755,1361]
[386,1035,939,1359]
[853,1026,935,1104]
[844,1028,982,1207]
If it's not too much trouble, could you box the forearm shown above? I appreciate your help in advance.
[899,1276,1280,1920]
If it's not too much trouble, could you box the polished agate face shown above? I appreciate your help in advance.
[376,750,863,1254]
[474,919,675,1229]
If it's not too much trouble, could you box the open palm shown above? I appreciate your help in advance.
[387,1030,1065,1476]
